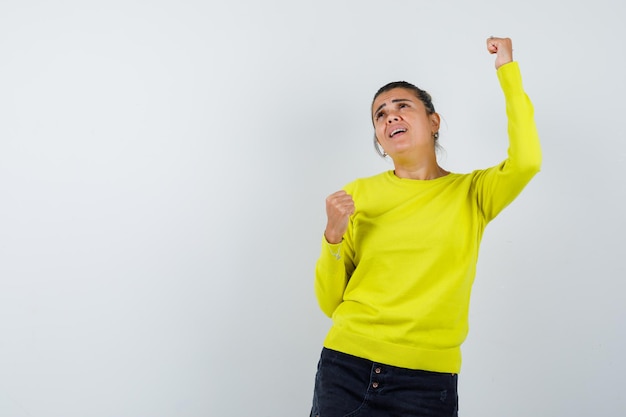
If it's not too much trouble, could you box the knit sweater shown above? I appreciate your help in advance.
[314,62,542,374]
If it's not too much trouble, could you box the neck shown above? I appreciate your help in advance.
[392,156,448,180]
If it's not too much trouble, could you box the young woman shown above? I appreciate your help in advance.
[311,37,541,417]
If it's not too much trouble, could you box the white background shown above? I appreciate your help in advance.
[1,1,624,416]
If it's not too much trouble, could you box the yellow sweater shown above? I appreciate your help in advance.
[314,62,542,374]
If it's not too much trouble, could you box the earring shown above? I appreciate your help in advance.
[433,132,439,140]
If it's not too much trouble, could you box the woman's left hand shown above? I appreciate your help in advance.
[487,37,513,70]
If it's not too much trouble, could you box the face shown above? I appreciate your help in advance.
[371,88,440,158]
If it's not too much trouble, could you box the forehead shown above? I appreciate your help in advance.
[372,88,420,112]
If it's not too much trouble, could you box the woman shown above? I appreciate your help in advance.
[310,37,541,417]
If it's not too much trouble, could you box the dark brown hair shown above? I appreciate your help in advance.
[371,81,436,123]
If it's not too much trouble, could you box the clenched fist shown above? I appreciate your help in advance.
[487,36,513,70]
[324,190,355,244]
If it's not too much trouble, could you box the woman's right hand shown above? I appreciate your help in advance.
[324,190,355,244]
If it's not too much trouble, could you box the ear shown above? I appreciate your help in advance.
[429,112,441,133]
[373,134,385,155]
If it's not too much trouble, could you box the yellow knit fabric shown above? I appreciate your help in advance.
[314,62,541,374]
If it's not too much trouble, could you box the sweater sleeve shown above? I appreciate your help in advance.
[474,61,542,221]
[314,204,357,318]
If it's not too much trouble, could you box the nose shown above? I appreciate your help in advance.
[386,113,400,123]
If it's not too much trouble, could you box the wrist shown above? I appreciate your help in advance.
[324,231,343,244]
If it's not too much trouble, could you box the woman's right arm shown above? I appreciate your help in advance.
[314,190,355,317]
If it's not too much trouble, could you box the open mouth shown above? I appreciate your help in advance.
[390,128,407,138]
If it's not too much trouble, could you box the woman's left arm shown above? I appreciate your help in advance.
[477,37,542,221]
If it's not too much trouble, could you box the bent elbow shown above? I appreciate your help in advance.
[525,157,542,176]
[516,148,542,177]
[317,298,339,318]
[314,284,341,318]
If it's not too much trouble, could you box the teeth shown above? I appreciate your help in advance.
[391,128,406,137]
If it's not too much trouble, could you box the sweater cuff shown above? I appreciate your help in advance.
[497,61,524,95]
[322,235,343,261]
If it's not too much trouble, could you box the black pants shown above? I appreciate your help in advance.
[311,348,458,417]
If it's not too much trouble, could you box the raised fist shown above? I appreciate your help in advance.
[487,37,513,70]
[324,190,355,244]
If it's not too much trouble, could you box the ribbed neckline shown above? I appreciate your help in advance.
[384,170,460,186]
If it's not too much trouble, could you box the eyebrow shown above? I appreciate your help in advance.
[373,98,413,117]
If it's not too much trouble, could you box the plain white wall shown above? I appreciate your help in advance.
[1,1,624,416]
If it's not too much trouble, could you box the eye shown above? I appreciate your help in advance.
[374,111,385,121]
[399,103,408,109]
